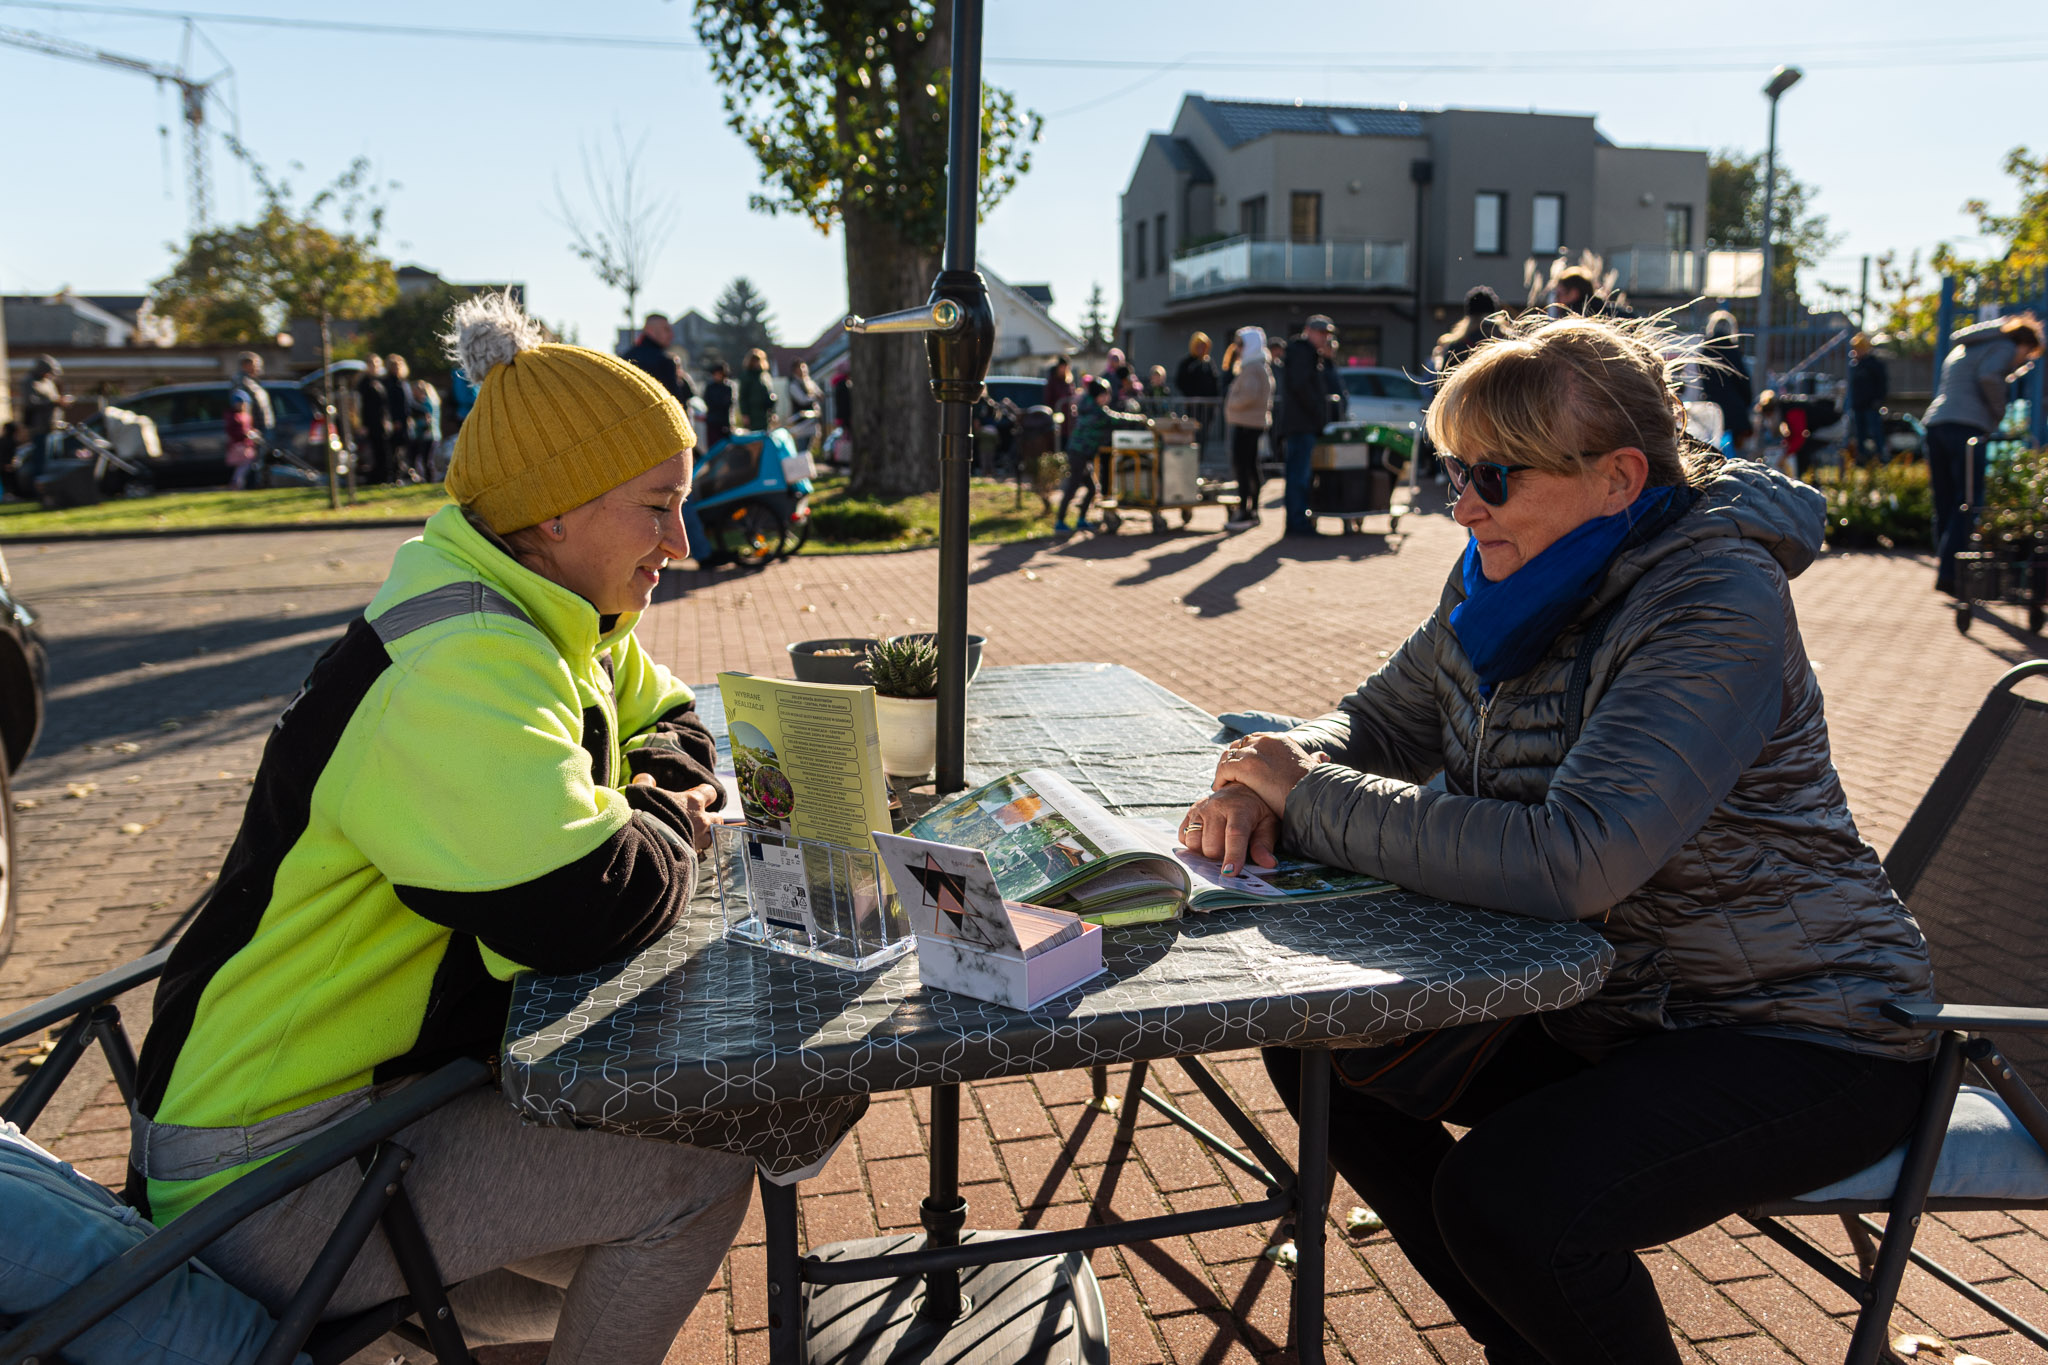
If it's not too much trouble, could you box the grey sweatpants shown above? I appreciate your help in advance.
[198,1087,755,1364]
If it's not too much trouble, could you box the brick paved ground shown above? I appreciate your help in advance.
[4,493,2046,1365]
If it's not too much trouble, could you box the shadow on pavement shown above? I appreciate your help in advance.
[1184,531,1411,617]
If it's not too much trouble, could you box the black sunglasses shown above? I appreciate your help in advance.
[1440,455,1533,506]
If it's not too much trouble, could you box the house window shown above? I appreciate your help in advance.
[1474,191,1505,255]
[1134,222,1146,278]
[1239,195,1267,239]
[1665,205,1693,252]
[1532,193,1564,255]
[1290,192,1322,242]
[1155,213,1168,267]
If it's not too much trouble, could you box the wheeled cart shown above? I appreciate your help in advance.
[1952,434,2046,635]
[1307,422,1413,535]
[1095,428,1226,535]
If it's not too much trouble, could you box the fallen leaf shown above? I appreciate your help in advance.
[65,783,97,799]
[159,720,182,731]
[1021,569,1039,581]
[119,822,145,836]
[11,798,36,811]
[1957,1356,1994,1365]
[1892,1335,1948,1358]
[803,604,817,613]
[113,741,140,754]
[218,771,234,779]
[124,776,142,785]
[1344,1206,1384,1237]
[1262,1240,1298,1268]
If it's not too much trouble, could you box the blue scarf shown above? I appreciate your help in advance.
[1450,485,1678,693]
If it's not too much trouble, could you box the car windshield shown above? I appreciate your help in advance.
[1343,371,1423,401]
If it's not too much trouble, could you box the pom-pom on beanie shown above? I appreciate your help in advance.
[442,291,696,534]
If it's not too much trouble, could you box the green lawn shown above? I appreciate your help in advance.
[799,474,1057,555]
[0,473,1061,551]
[0,483,452,536]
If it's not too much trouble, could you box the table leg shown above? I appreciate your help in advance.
[761,1172,804,1365]
[917,1082,969,1323]
[1086,1061,1120,1114]
[1294,1045,1332,1365]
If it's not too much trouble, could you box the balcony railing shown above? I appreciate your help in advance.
[1602,247,1766,300]
[1169,235,1410,300]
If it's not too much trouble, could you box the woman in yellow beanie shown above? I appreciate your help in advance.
[131,291,753,1362]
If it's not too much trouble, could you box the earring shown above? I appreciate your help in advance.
[551,520,564,537]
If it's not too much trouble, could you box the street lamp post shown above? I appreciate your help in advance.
[1757,64,1803,393]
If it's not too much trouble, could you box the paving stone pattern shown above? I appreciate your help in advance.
[3,498,2045,1364]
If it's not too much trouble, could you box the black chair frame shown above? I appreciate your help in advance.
[1743,660,2048,1364]
[0,948,491,1365]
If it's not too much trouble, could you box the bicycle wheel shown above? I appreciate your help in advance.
[712,501,787,566]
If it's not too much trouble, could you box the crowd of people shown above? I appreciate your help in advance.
[619,312,833,459]
[350,354,444,485]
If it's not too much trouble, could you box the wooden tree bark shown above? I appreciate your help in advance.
[844,204,940,499]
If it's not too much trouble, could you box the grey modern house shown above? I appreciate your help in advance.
[1119,96,1713,372]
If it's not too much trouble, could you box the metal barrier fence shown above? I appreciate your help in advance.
[1133,396,1234,477]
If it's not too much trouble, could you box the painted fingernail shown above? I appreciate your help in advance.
[1221,863,1237,875]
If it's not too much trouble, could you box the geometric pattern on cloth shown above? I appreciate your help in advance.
[502,664,1614,1177]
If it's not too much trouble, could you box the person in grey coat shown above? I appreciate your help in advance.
[1178,314,1936,1365]
[1922,314,2041,595]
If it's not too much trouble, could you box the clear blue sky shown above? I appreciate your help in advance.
[1,0,2043,350]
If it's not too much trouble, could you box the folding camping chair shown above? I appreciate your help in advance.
[0,946,491,1365]
[1744,659,2048,1364]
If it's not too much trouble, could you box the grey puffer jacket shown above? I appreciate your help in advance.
[1282,461,1936,1060]
[1923,319,2024,434]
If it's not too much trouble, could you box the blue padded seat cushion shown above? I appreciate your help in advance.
[1796,1086,2048,1205]
[0,1121,305,1365]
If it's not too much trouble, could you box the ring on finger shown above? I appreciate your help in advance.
[1183,820,1204,833]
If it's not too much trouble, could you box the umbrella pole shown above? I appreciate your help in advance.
[926,0,993,796]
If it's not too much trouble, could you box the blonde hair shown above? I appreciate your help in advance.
[1220,340,1241,372]
[1426,313,1711,490]
[1189,331,1210,354]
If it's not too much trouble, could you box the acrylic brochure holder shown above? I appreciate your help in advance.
[715,825,914,970]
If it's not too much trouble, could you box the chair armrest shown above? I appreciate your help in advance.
[0,946,172,1046]
[1882,1001,2048,1032]
[0,1057,490,1364]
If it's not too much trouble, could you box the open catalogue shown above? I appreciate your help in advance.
[904,768,1396,926]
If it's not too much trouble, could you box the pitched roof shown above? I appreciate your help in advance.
[1146,132,1213,181]
[1017,284,1054,307]
[1187,96,1425,148]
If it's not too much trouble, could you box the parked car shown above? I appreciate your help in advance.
[0,549,48,967]
[1335,367,1428,434]
[114,375,347,489]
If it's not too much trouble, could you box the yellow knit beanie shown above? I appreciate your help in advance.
[443,292,695,534]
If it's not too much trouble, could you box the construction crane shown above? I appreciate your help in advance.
[0,19,234,234]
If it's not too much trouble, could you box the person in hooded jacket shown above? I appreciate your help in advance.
[1697,311,1754,453]
[1178,313,1935,1365]
[1923,314,2042,595]
[1223,326,1272,531]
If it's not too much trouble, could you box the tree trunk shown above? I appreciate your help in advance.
[843,203,941,499]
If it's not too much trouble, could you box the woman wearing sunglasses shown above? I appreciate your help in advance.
[1177,314,1934,1365]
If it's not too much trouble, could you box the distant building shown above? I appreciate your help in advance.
[1120,95,1726,371]
[289,265,523,368]
[984,270,1081,376]
[3,292,173,349]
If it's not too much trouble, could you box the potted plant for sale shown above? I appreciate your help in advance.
[864,636,939,778]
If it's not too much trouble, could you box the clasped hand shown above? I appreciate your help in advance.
[630,772,721,852]
[1175,733,1326,875]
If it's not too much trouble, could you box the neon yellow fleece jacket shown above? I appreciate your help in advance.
[132,506,724,1220]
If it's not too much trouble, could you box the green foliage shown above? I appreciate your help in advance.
[864,635,939,699]
[1982,447,2048,544]
[152,152,397,344]
[365,281,470,383]
[1079,283,1111,351]
[691,2,1041,250]
[1707,149,1840,304]
[1876,147,2048,353]
[1808,459,1933,549]
[808,496,915,542]
[713,277,779,360]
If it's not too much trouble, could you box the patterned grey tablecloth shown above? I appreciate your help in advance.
[502,665,1613,1170]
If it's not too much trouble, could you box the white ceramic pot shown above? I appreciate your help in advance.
[874,694,938,778]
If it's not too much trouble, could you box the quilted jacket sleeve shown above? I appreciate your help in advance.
[1285,611,1447,785]
[1281,546,1788,921]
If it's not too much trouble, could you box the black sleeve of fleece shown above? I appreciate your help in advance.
[623,702,728,810]
[395,785,698,975]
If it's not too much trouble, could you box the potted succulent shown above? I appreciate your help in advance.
[864,636,939,778]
